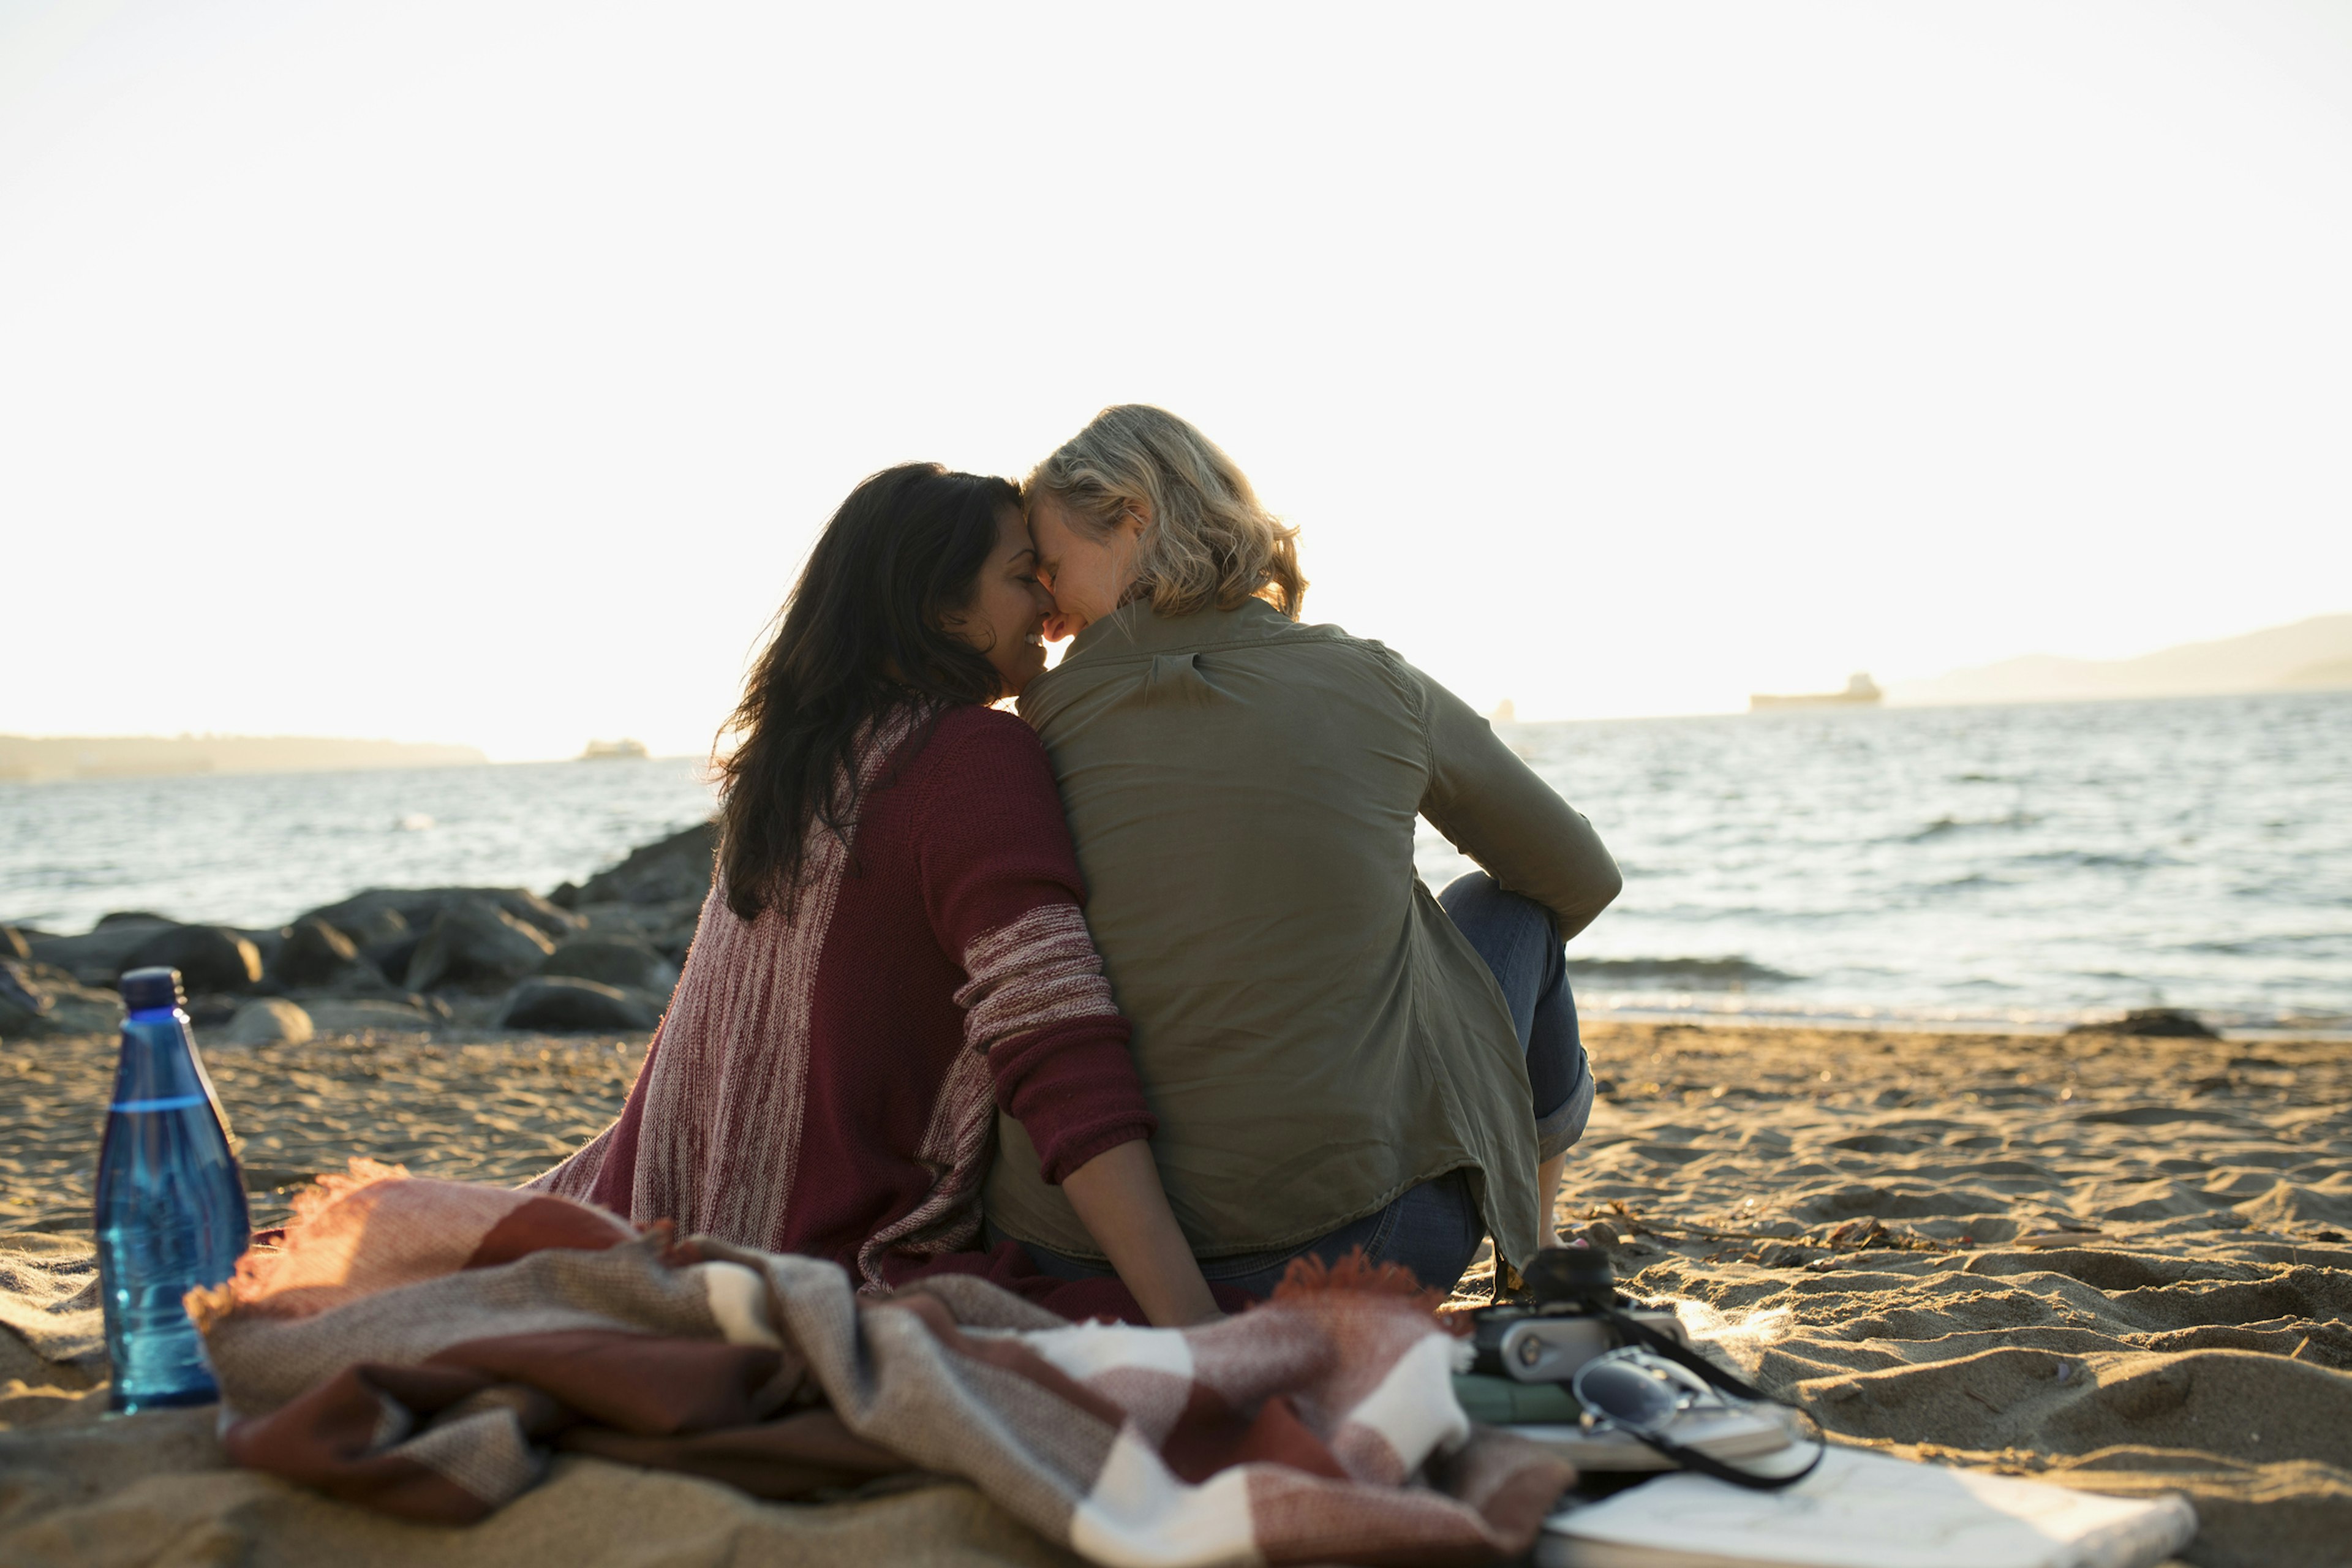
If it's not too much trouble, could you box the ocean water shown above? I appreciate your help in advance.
[4,691,2346,1032]
[0,758,719,936]
[1417,689,2351,1033]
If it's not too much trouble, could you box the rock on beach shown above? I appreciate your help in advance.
[405,900,557,993]
[221,998,314,1048]
[25,916,180,987]
[0,961,122,1038]
[499,976,658,1033]
[304,887,581,947]
[564,823,714,909]
[269,919,379,992]
[335,905,411,948]
[363,932,421,990]
[4,819,714,1043]
[2065,1006,2221,1039]
[540,935,678,995]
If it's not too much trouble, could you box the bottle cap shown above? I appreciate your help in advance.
[119,967,186,1012]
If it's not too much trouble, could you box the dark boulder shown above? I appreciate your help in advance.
[2066,1007,2220,1040]
[0,961,48,1031]
[0,926,28,963]
[185,994,243,1030]
[647,910,703,963]
[0,960,121,1036]
[236,925,292,974]
[304,887,583,944]
[573,900,704,965]
[222,997,314,1047]
[499,976,658,1033]
[477,888,582,940]
[330,905,410,949]
[576,823,715,907]
[272,918,383,990]
[26,916,179,986]
[96,910,177,927]
[366,933,423,989]
[302,889,426,941]
[123,925,263,993]
[540,936,679,995]
[405,900,557,992]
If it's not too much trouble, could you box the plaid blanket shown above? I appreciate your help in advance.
[192,1165,1572,1566]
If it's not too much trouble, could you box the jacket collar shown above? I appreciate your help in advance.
[1060,596,1296,663]
[1020,598,1305,725]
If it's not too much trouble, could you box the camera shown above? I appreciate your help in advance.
[1469,1246,1687,1384]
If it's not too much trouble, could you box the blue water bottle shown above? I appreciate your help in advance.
[94,966,252,1411]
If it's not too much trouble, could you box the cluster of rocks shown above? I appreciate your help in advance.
[0,823,713,1044]
[2064,1007,2220,1040]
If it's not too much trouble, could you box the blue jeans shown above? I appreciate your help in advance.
[1016,871,1592,1298]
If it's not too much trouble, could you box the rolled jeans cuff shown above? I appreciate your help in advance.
[1534,1046,1595,1163]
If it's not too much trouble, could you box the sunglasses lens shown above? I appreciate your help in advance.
[1578,1360,1679,1431]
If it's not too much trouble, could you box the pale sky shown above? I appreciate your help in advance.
[4,1,2348,759]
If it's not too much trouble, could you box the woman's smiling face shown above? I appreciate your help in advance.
[1027,491,1146,638]
[942,504,1057,698]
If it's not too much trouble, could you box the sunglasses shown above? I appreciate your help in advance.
[1570,1346,1826,1490]
[1572,1348,1732,1437]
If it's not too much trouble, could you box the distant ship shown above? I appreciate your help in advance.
[579,738,650,761]
[1749,673,1882,711]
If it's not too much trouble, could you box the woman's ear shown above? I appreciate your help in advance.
[1121,499,1153,538]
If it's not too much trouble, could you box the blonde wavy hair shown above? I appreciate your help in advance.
[1026,405,1305,620]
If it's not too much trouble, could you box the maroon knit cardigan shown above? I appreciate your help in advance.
[533,704,1160,1317]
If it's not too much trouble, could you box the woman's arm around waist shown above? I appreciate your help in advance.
[918,707,1222,1324]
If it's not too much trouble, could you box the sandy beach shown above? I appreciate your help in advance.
[5,1016,2348,1566]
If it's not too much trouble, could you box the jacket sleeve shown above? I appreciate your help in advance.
[1413,666,1623,941]
[918,711,1157,1184]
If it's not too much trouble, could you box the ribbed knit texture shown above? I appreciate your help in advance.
[532,705,1156,1296]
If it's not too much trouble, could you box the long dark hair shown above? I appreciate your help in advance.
[716,463,1018,921]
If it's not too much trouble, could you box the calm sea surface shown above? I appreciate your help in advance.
[5,691,2347,1032]
[0,758,721,938]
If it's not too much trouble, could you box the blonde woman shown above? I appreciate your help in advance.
[984,405,1622,1298]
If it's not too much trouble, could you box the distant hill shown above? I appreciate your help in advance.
[2281,655,2352,690]
[1888,614,2352,708]
[0,734,488,783]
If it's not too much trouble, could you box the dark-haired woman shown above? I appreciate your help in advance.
[532,464,1221,1327]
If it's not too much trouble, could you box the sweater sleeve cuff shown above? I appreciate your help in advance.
[989,1018,1159,1185]
[1038,1119,1156,1186]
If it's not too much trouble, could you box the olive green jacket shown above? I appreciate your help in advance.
[983,599,1621,1272]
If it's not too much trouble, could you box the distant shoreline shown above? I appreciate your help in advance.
[18,679,2347,775]
[0,734,488,785]
[1488,683,2351,727]
[1883,610,2352,709]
